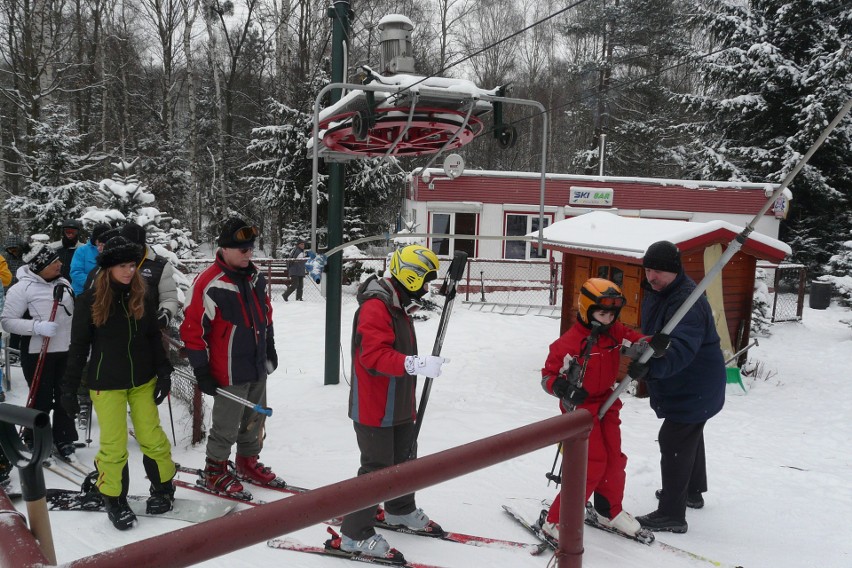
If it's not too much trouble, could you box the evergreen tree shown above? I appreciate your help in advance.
[820,228,852,307]
[673,0,852,275]
[82,159,198,259]
[4,104,91,237]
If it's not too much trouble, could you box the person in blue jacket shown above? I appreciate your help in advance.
[70,223,110,295]
[628,240,726,535]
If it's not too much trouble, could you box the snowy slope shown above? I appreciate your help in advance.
[4,296,851,568]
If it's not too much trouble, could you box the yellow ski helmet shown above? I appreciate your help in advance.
[577,278,626,327]
[390,245,440,292]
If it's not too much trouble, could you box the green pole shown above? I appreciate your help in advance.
[324,0,350,385]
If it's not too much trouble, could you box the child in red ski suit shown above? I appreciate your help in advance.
[540,278,645,540]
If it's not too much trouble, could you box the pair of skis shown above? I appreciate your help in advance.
[503,504,744,568]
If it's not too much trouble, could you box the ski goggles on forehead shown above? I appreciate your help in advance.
[596,296,626,308]
[232,225,259,243]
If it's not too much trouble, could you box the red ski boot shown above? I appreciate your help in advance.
[235,454,279,486]
[203,457,246,495]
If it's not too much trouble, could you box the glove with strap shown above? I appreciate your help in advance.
[551,374,589,406]
[60,390,80,418]
[157,309,171,330]
[266,336,278,374]
[153,366,172,405]
[194,366,219,396]
[33,320,58,337]
[628,359,650,379]
[404,355,448,378]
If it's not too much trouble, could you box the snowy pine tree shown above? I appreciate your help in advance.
[672,0,852,276]
[82,159,197,260]
[4,104,90,237]
[820,230,852,307]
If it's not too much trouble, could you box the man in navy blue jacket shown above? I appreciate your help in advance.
[628,240,726,534]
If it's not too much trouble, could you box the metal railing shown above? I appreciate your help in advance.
[48,411,593,568]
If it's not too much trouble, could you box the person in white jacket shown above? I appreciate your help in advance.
[0,242,78,455]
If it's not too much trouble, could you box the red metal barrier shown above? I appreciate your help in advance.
[60,411,592,568]
[0,490,54,566]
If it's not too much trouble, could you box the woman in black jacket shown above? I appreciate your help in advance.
[61,236,176,531]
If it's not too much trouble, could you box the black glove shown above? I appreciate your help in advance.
[61,391,80,417]
[552,375,589,406]
[266,344,278,373]
[194,366,219,396]
[154,377,171,405]
[628,360,650,379]
[157,309,171,330]
[648,333,671,358]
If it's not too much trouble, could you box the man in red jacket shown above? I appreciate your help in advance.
[180,217,279,496]
[334,245,448,563]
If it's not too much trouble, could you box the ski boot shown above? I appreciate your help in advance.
[234,454,278,486]
[202,457,246,495]
[656,488,704,509]
[537,509,560,543]
[330,528,406,564]
[146,479,176,514]
[102,495,137,530]
[382,507,445,536]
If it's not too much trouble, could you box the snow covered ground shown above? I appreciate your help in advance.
[4,292,851,568]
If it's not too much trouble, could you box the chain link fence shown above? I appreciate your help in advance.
[768,263,806,322]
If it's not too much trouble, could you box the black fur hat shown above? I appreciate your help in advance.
[97,236,143,268]
[120,222,147,246]
[90,223,111,244]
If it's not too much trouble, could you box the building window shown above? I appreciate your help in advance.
[430,212,477,257]
[505,213,551,259]
[596,265,624,286]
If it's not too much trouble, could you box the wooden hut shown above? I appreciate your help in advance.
[538,212,791,358]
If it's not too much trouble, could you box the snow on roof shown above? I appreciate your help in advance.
[533,211,791,260]
[416,167,778,192]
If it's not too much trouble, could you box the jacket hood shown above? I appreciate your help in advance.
[357,275,404,311]
[4,235,25,253]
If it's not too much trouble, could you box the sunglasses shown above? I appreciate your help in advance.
[232,225,259,243]
[238,246,254,254]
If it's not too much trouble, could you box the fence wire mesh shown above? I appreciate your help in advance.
[770,263,806,323]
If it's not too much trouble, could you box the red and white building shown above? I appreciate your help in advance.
[405,169,790,260]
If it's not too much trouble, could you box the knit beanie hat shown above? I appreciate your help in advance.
[91,223,111,244]
[97,236,143,268]
[23,242,60,274]
[643,240,682,274]
[217,217,257,248]
[120,222,147,246]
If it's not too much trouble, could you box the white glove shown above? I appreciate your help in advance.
[404,355,449,378]
[33,320,58,338]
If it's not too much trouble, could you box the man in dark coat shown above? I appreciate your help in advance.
[53,219,83,282]
[282,240,306,301]
[628,240,726,534]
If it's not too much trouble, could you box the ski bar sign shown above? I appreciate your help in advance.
[569,186,614,206]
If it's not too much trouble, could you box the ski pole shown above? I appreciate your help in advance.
[408,250,468,460]
[725,339,758,366]
[172,366,273,416]
[599,97,852,421]
[166,394,177,446]
[546,321,604,485]
[25,284,66,409]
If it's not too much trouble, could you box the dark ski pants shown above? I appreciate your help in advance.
[283,276,304,301]
[656,419,707,520]
[341,421,418,540]
[22,351,77,447]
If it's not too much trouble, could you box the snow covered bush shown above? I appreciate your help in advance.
[819,234,852,307]
[751,268,773,336]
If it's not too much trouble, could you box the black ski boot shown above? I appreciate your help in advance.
[102,495,137,530]
[146,480,176,514]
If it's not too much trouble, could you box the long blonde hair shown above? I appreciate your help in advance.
[91,267,147,327]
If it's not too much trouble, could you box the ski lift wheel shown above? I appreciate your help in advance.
[321,108,484,157]
[351,111,371,141]
[496,125,518,149]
